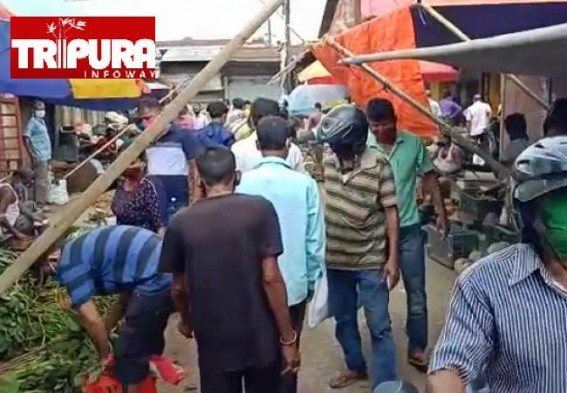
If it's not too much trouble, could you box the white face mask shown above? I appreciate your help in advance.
[35,110,46,118]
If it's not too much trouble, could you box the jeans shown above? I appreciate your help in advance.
[327,269,397,388]
[399,224,428,353]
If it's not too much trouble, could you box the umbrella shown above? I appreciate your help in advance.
[298,61,340,85]
[287,84,349,117]
[0,8,146,110]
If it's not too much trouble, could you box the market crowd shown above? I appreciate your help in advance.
[8,94,567,393]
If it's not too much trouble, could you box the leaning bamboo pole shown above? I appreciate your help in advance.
[417,3,550,111]
[324,36,510,177]
[0,0,286,296]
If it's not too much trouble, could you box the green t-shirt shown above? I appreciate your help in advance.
[367,130,434,227]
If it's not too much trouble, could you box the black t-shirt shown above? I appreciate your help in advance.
[159,193,284,373]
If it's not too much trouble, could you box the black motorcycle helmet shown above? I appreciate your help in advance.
[317,104,368,158]
[512,136,567,244]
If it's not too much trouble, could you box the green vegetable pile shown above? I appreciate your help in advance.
[0,249,116,393]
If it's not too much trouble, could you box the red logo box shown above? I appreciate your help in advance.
[10,16,156,79]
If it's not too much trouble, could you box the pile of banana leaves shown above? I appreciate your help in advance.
[0,249,116,393]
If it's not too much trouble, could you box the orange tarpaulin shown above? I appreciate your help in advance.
[312,6,438,138]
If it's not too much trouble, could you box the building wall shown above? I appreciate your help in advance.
[225,76,282,102]
[329,0,358,34]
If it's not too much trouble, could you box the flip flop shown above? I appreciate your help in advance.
[329,371,368,389]
[408,356,429,373]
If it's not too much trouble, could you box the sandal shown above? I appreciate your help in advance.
[408,354,429,373]
[329,371,368,389]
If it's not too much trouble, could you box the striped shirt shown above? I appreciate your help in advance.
[56,226,171,308]
[429,243,567,393]
[323,148,397,270]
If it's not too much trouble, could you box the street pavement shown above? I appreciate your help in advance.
[159,258,457,393]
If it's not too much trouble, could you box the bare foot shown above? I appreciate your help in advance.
[408,350,429,373]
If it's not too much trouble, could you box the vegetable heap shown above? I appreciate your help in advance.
[0,249,116,393]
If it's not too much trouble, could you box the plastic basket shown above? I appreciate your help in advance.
[458,188,503,223]
[84,376,157,393]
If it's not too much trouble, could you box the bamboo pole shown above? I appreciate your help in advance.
[0,0,286,296]
[62,126,132,180]
[62,80,189,179]
[418,3,550,111]
[324,36,510,177]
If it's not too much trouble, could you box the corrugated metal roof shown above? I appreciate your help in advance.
[160,46,223,63]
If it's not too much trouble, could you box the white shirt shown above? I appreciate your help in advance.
[428,98,442,118]
[464,101,492,136]
[0,183,19,226]
[231,133,304,173]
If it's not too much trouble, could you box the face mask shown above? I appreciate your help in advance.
[539,192,567,261]
[35,110,46,118]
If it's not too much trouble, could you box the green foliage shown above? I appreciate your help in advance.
[0,250,115,393]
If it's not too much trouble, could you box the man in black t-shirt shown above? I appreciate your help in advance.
[159,147,300,393]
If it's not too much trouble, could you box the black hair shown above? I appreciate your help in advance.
[257,116,289,151]
[505,113,528,140]
[232,98,245,110]
[250,98,280,127]
[244,100,251,106]
[314,102,322,110]
[207,101,229,119]
[366,98,396,122]
[137,97,161,112]
[196,147,236,186]
[442,90,452,99]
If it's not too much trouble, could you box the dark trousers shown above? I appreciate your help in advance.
[200,361,282,393]
[280,301,306,393]
[200,301,306,393]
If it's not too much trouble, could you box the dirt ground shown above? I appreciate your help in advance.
[158,258,456,393]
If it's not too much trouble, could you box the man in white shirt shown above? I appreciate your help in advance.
[231,98,304,173]
[464,94,492,138]
[427,90,442,118]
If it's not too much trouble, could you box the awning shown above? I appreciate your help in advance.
[342,23,567,78]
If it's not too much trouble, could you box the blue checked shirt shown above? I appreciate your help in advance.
[24,117,52,162]
[237,157,325,306]
[429,243,567,393]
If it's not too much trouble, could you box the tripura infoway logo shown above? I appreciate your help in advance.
[10,16,157,79]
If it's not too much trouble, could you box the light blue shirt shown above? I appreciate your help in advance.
[24,117,51,163]
[237,156,325,306]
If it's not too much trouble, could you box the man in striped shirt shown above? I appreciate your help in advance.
[427,137,567,393]
[52,225,173,393]
[319,105,400,390]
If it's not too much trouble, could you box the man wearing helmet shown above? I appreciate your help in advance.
[427,136,567,393]
[319,104,400,390]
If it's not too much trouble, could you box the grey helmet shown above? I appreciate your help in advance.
[512,136,567,244]
[317,104,368,156]
[512,136,567,203]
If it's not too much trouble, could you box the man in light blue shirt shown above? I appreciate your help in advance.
[237,115,325,393]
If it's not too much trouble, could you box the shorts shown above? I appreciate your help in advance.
[114,288,174,385]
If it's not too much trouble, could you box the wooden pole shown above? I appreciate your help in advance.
[324,36,510,177]
[418,3,550,111]
[62,86,179,181]
[62,126,132,180]
[0,0,286,296]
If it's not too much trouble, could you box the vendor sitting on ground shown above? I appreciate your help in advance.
[47,225,173,393]
[0,168,43,242]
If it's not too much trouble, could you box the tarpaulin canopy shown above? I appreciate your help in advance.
[313,8,439,138]
[343,23,567,78]
[0,8,147,111]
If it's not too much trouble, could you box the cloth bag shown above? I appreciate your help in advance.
[47,173,69,205]
[307,270,329,328]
